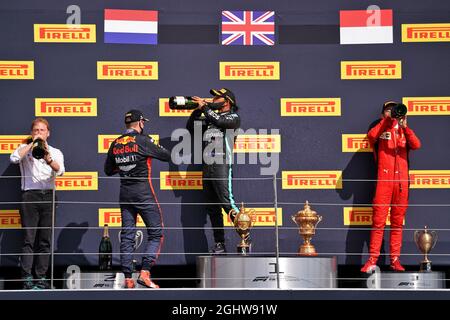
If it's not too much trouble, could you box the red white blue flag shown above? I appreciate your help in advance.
[104,9,158,45]
[221,11,275,46]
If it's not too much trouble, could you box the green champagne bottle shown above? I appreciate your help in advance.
[99,224,112,271]
[168,96,199,110]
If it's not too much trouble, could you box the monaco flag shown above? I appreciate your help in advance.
[340,9,393,44]
[104,9,158,44]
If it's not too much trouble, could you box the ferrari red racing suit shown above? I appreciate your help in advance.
[367,117,421,259]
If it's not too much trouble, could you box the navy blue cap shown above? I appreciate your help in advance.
[125,109,149,124]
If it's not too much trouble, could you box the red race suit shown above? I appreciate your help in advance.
[366,117,421,259]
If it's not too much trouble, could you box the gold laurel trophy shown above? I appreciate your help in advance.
[228,203,256,255]
[414,226,438,272]
[291,201,322,256]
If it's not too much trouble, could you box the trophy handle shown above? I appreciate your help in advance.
[248,209,257,227]
[291,215,297,225]
[413,230,420,245]
[228,208,237,223]
[430,231,438,249]
[314,215,323,228]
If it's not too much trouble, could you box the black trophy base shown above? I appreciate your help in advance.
[420,261,432,272]
[237,245,251,255]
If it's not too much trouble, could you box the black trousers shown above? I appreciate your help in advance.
[20,190,53,278]
[203,164,239,243]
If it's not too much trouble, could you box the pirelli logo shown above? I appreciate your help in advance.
[234,135,281,153]
[97,134,160,153]
[0,135,29,154]
[410,170,450,189]
[342,134,372,152]
[34,24,96,43]
[0,61,34,79]
[220,62,280,80]
[282,171,342,189]
[35,98,97,116]
[0,210,21,229]
[280,98,341,116]
[97,61,158,80]
[159,98,198,117]
[98,135,126,153]
[402,23,450,42]
[55,172,98,191]
[341,61,401,80]
[222,208,283,227]
[160,171,203,190]
[98,208,145,227]
[343,207,400,226]
[402,97,450,116]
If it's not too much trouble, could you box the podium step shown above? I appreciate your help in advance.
[365,271,445,289]
[64,265,143,289]
[197,256,337,288]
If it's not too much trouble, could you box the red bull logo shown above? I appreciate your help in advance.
[97,135,159,153]
[116,136,136,145]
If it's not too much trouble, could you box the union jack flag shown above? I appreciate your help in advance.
[221,11,275,46]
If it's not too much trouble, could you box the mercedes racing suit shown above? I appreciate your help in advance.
[367,117,421,260]
[187,106,240,243]
[104,129,170,277]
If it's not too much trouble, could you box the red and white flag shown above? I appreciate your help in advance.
[340,9,393,44]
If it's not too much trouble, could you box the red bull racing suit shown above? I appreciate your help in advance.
[104,129,170,277]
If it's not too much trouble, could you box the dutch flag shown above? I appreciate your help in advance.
[340,9,393,45]
[104,9,158,45]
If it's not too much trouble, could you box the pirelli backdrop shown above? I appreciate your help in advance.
[0,0,449,268]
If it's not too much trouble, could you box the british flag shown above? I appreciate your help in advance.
[221,11,275,46]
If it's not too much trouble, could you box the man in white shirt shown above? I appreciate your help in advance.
[10,118,64,289]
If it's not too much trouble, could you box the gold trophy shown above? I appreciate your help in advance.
[414,226,438,272]
[228,203,256,255]
[291,201,322,256]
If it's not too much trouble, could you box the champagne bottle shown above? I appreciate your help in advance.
[168,96,199,110]
[99,224,112,271]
